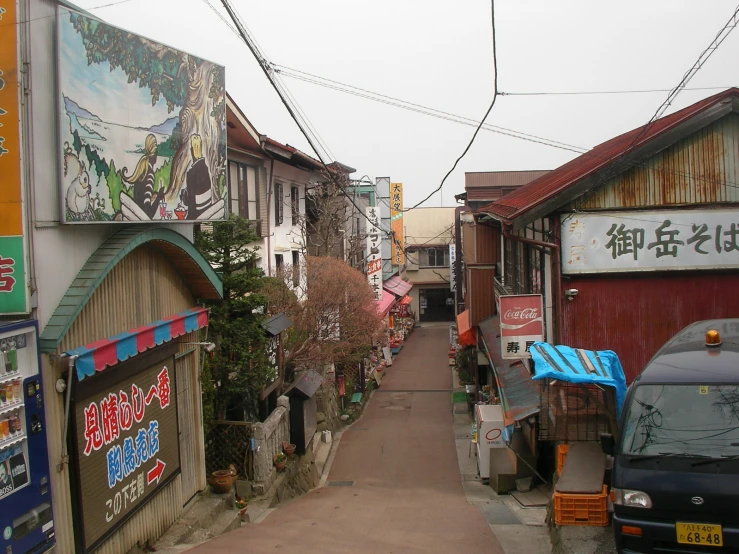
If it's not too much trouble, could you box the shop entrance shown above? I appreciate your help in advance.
[419,288,455,322]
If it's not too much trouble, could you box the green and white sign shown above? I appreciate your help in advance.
[0,237,26,313]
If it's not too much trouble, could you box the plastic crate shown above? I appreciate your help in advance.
[556,444,570,474]
[553,484,609,526]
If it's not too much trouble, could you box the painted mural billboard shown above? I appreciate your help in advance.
[0,0,29,314]
[57,9,227,223]
[73,354,180,552]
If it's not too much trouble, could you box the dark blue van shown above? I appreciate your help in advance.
[602,319,739,554]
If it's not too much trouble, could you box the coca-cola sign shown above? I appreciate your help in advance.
[499,295,544,359]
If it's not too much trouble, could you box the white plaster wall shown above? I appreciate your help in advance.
[403,207,456,247]
[267,162,310,295]
[25,0,193,332]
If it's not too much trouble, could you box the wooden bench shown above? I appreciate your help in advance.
[555,442,606,494]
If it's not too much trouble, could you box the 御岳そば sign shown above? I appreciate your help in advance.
[72,347,180,552]
[561,209,739,274]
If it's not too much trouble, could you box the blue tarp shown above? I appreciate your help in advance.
[530,342,628,418]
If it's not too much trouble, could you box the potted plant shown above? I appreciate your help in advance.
[282,442,296,457]
[274,452,287,471]
[207,464,238,494]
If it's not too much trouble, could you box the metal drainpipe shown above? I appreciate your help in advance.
[267,157,275,276]
[454,206,464,314]
[501,223,563,344]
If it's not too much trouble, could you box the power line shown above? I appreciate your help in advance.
[216,0,403,245]
[565,3,739,222]
[275,66,739,193]
[273,64,585,155]
[406,0,498,211]
[499,86,733,97]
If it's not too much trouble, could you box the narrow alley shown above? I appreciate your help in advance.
[186,324,510,553]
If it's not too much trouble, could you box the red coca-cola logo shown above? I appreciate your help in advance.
[504,307,539,321]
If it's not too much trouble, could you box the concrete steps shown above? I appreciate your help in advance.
[149,490,242,553]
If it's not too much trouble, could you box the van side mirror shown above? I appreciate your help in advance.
[600,433,615,456]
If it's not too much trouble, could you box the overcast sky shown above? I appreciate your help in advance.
[72,0,739,208]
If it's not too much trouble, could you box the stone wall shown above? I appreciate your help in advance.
[251,396,290,495]
[315,375,341,434]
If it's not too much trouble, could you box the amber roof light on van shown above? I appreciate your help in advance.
[705,329,722,347]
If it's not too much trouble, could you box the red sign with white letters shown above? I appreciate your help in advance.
[499,294,544,359]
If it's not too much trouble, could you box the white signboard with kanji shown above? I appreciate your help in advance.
[449,244,456,292]
[561,209,739,274]
[366,207,383,301]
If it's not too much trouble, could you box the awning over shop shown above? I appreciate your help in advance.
[65,307,209,381]
[530,342,627,417]
[478,316,541,429]
[383,275,412,297]
[455,309,476,346]
[376,290,396,316]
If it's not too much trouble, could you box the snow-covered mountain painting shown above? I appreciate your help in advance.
[58,10,227,223]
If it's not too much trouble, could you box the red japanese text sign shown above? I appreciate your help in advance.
[73,347,180,552]
[499,294,544,359]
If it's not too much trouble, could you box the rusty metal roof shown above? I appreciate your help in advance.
[480,88,739,225]
[478,316,541,426]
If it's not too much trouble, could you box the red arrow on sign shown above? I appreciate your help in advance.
[147,459,166,485]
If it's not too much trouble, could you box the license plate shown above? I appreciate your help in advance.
[676,522,723,547]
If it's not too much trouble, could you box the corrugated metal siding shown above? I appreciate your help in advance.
[483,89,738,219]
[48,246,201,553]
[475,224,499,264]
[467,267,496,327]
[462,223,475,265]
[92,476,183,554]
[465,170,550,188]
[560,272,739,383]
[176,342,206,504]
[573,113,739,210]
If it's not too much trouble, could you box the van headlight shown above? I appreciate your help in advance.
[612,488,653,508]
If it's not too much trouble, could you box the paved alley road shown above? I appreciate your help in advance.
[189,324,504,553]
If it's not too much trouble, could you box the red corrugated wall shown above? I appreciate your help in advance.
[560,272,739,383]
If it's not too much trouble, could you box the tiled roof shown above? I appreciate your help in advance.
[480,88,739,222]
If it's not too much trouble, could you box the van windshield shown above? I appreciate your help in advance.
[621,384,739,458]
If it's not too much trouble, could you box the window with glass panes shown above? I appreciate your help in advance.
[228,162,258,219]
[422,247,449,268]
[274,183,284,225]
[290,186,300,223]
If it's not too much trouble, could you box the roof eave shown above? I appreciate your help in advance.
[504,97,736,231]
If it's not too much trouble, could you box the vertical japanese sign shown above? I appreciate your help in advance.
[449,244,456,292]
[74,357,180,552]
[366,207,383,301]
[390,183,404,265]
[0,0,28,314]
[499,295,543,359]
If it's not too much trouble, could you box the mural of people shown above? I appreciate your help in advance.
[122,134,164,219]
[181,134,213,220]
[58,10,226,223]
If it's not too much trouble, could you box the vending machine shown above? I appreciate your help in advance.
[0,321,55,554]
